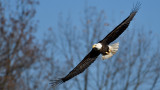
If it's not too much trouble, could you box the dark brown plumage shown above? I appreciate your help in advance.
[50,2,140,87]
[100,4,140,45]
[62,49,100,82]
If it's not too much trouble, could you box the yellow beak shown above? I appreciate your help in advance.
[92,45,96,48]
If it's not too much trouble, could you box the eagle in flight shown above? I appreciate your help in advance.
[51,3,140,87]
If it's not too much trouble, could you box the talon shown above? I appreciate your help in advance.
[105,49,111,55]
[109,49,111,53]
[105,52,109,54]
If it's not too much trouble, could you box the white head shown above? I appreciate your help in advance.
[92,43,102,50]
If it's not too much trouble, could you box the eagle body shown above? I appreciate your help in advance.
[50,2,141,87]
[101,42,119,60]
[92,41,119,60]
[92,43,109,55]
[99,43,110,55]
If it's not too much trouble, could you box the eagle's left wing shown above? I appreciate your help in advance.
[50,49,100,87]
[100,3,140,45]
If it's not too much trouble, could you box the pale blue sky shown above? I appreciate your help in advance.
[35,0,160,39]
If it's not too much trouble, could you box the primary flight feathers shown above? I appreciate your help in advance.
[50,3,141,87]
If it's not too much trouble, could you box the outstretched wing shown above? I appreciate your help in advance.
[50,49,100,87]
[100,2,141,45]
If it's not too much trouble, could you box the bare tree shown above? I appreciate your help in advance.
[0,0,50,90]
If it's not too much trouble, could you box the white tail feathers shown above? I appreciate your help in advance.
[102,42,119,60]
[109,42,119,54]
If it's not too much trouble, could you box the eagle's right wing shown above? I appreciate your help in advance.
[50,49,100,87]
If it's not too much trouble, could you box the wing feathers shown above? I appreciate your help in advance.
[62,49,100,82]
[132,2,141,13]
[101,2,140,44]
[50,49,100,87]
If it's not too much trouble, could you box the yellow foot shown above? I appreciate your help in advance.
[105,52,109,54]
[105,49,111,54]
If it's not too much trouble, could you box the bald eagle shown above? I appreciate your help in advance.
[50,3,140,87]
